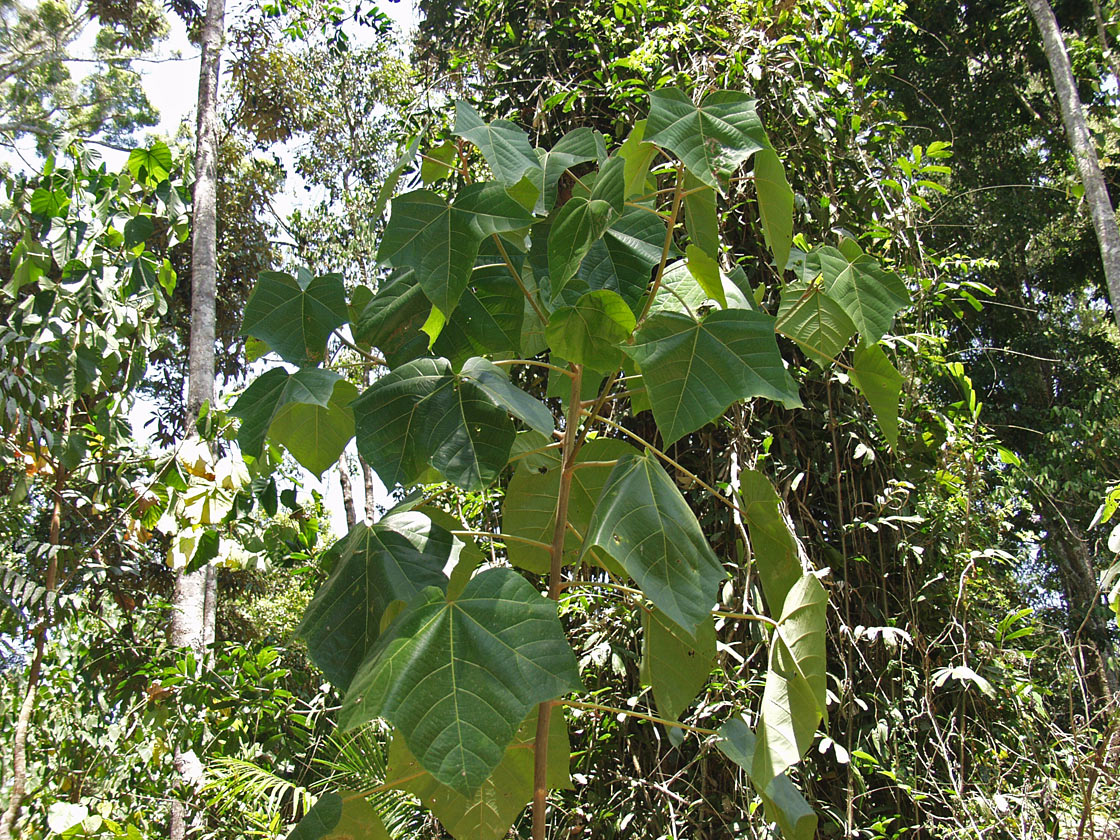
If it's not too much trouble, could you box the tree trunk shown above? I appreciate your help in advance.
[338,453,357,530]
[360,456,377,523]
[1026,0,1120,329]
[170,0,225,835]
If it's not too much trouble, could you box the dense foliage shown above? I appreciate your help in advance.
[1,0,1118,839]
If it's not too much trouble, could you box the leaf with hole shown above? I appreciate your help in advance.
[339,568,581,795]
[640,608,716,724]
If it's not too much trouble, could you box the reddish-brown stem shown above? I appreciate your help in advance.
[532,364,584,840]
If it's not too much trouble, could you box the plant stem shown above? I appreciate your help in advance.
[635,164,685,329]
[492,358,575,377]
[493,234,549,325]
[451,530,553,551]
[532,364,584,840]
[564,699,718,736]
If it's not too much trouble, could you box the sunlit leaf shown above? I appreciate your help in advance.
[850,342,904,445]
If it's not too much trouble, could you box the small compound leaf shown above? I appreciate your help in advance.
[384,708,571,840]
[286,792,390,840]
[454,101,541,188]
[297,513,453,691]
[583,452,726,634]
[241,271,348,366]
[644,88,770,191]
[775,279,856,367]
[546,290,635,374]
[716,719,818,840]
[640,608,716,724]
[625,309,801,445]
[850,342,904,446]
[754,149,794,271]
[340,568,581,796]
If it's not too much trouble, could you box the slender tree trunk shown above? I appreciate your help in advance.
[1026,0,1120,329]
[0,405,70,840]
[170,0,225,835]
[360,457,377,522]
[338,453,357,530]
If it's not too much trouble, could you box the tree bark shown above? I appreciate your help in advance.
[360,456,377,523]
[1026,0,1120,329]
[338,453,357,530]
[170,0,225,835]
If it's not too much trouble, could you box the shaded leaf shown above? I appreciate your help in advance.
[578,204,666,312]
[683,172,718,260]
[269,379,358,476]
[531,128,603,213]
[503,438,636,574]
[241,271,348,366]
[296,513,454,690]
[286,792,390,840]
[755,149,794,271]
[738,470,802,616]
[459,357,554,436]
[716,718,818,840]
[230,367,342,460]
[352,357,515,491]
[640,608,716,723]
[384,708,571,840]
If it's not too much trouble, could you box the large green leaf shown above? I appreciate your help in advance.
[775,279,856,367]
[286,792,390,840]
[530,127,603,214]
[433,255,527,365]
[230,367,349,471]
[353,267,432,362]
[459,357,554,436]
[809,246,910,346]
[269,379,358,476]
[583,452,726,634]
[640,608,716,723]
[352,357,516,491]
[378,188,533,317]
[578,204,666,311]
[617,119,658,199]
[625,309,801,445]
[644,88,770,190]
[339,568,581,795]
[503,438,636,574]
[850,342,904,446]
[685,244,726,308]
[454,101,542,188]
[753,574,828,785]
[546,290,635,374]
[754,149,794,271]
[296,513,454,691]
[240,271,348,366]
[738,470,802,617]
[384,708,571,840]
[716,718,818,840]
